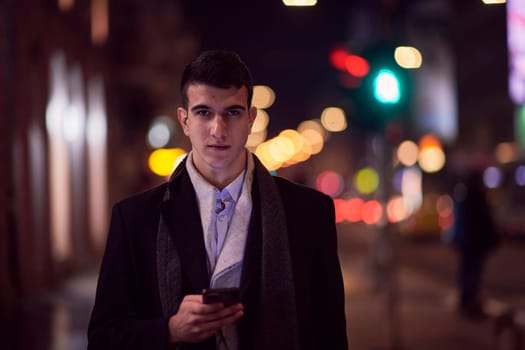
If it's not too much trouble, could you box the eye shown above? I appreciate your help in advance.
[194,109,211,118]
[225,109,242,117]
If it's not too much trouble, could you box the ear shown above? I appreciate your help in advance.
[248,106,257,130]
[177,107,190,136]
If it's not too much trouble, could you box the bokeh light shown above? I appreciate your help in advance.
[251,109,269,133]
[495,142,518,163]
[300,128,324,155]
[252,85,275,109]
[268,136,295,163]
[280,129,304,155]
[418,147,446,173]
[515,165,525,186]
[316,170,344,197]
[253,123,323,171]
[394,46,423,69]
[329,47,349,71]
[483,166,503,188]
[419,133,441,149]
[373,69,400,104]
[401,167,423,215]
[346,198,365,223]
[361,200,383,225]
[148,123,170,148]
[345,55,370,77]
[320,107,347,132]
[334,197,365,223]
[334,198,347,223]
[294,140,312,163]
[148,148,186,177]
[418,133,445,173]
[298,119,327,141]
[397,140,419,166]
[282,0,317,6]
[354,167,380,195]
[246,130,267,148]
[255,142,281,171]
[387,196,409,223]
[147,116,175,149]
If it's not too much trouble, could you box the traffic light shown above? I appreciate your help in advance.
[339,41,413,132]
[373,69,401,104]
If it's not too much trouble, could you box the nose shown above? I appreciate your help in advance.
[211,115,227,139]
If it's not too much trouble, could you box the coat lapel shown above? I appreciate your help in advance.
[159,168,209,294]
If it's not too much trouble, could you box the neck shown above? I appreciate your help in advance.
[209,169,244,190]
[192,152,247,190]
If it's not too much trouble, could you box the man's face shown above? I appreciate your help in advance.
[178,83,256,186]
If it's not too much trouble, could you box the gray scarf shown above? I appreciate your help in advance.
[156,156,300,350]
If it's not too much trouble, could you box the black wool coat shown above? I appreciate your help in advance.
[88,162,348,350]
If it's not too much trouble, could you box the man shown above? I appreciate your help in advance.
[88,50,348,349]
[452,170,500,318]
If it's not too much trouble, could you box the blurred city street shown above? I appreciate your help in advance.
[5,223,525,350]
[2,1,525,349]
[338,224,525,350]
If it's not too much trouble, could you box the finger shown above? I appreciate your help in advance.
[193,302,225,316]
[214,304,244,320]
[195,305,244,326]
[181,294,203,303]
[198,303,243,319]
[197,309,244,333]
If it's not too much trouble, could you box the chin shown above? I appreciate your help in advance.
[205,158,230,169]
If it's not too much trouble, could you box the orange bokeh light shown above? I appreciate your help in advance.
[334,198,347,223]
[334,197,364,223]
[345,198,364,223]
[361,200,383,225]
[419,133,441,150]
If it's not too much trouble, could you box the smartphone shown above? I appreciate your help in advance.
[202,287,240,306]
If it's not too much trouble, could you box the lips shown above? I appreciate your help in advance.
[208,144,230,150]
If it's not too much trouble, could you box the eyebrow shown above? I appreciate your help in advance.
[190,104,246,112]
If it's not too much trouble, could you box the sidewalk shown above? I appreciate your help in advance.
[3,270,97,350]
[6,231,524,350]
[341,241,521,350]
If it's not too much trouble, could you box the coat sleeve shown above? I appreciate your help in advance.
[88,203,170,350]
[313,194,348,349]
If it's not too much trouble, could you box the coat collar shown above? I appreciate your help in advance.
[159,161,209,294]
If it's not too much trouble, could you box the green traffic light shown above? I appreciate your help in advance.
[373,69,401,104]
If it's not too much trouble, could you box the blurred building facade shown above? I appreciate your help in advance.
[2,0,106,314]
[0,0,197,316]
[452,1,514,161]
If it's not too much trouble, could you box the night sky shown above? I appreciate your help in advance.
[182,0,356,135]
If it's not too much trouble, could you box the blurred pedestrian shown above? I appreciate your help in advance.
[451,170,500,318]
[88,50,348,349]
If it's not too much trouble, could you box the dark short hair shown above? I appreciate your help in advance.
[180,50,254,108]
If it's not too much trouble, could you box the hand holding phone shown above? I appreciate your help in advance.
[202,287,240,306]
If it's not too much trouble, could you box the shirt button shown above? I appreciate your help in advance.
[219,215,225,222]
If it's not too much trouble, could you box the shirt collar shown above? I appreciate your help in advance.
[186,151,247,210]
